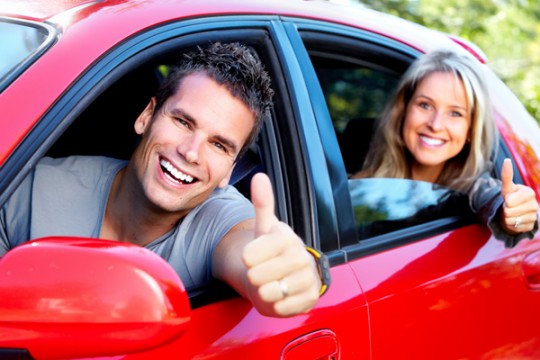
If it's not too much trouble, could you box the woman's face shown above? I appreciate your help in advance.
[402,71,472,182]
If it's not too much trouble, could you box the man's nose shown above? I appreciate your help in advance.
[179,133,204,164]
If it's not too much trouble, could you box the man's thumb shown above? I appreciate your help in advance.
[251,173,275,237]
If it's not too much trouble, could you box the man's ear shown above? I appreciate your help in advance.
[218,164,235,189]
[134,97,157,135]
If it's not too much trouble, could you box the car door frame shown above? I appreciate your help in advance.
[0,14,371,359]
[284,18,540,359]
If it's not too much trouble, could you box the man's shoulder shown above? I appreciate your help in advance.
[35,155,128,189]
[187,185,254,220]
[208,185,250,202]
[37,155,126,172]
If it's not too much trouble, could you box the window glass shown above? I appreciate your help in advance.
[0,20,49,83]
[309,53,401,175]
[310,54,400,132]
[349,178,473,240]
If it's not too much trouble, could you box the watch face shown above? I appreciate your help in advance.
[319,253,332,292]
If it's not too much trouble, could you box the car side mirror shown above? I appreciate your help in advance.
[0,237,191,360]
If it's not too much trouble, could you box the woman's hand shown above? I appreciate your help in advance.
[500,159,539,234]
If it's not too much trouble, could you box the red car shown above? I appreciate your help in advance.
[1,0,540,359]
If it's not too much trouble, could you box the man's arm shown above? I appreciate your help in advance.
[212,173,322,318]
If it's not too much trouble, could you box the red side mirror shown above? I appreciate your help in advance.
[0,237,191,360]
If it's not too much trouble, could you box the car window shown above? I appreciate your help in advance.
[309,54,400,175]
[303,35,409,177]
[300,32,479,244]
[0,19,54,92]
[349,178,474,240]
[46,51,266,199]
[35,26,287,304]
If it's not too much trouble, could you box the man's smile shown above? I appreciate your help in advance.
[160,158,196,184]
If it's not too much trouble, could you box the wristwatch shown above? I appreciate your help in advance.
[305,246,331,296]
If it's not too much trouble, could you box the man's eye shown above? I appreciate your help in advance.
[176,118,190,127]
[213,142,225,151]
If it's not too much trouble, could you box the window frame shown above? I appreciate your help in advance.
[0,16,313,307]
[285,19,511,262]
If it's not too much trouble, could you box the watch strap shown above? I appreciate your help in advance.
[305,246,331,296]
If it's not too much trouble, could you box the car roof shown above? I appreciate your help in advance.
[0,0,99,21]
[0,0,446,54]
[0,0,487,166]
[0,0,382,21]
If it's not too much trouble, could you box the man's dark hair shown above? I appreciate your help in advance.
[155,42,274,158]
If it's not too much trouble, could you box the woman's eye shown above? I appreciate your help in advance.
[418,102,430,110]
[450,111,463,117]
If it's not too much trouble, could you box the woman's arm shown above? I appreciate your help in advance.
[469,159,538,247]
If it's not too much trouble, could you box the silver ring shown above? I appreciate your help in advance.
[514,216,522,229]
[278,279,289,298]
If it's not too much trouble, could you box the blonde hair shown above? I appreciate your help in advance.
[358,49,498,192]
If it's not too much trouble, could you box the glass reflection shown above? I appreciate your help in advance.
[0,21,48,82]
[349,178,474,239]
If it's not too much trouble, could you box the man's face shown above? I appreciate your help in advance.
[131,72,255,216]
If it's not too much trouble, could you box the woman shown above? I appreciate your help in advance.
[353,49,538,246]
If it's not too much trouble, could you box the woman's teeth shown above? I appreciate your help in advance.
[420,135,444,146]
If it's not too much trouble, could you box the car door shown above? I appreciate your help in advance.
[286,18,540,359]
[149,18,371,360]
[125,19,371,359]
[0,14,371,359]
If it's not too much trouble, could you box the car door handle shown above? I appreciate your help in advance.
[522,250,540,290]
[282,329,339,360]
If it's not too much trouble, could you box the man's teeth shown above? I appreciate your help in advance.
[420,135,444,146]
[160,159,194,183]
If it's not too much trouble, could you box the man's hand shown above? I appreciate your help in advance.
[500,158,538,234]
[242,173,321,317]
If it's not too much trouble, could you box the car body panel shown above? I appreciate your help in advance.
[120,264,369,359]
[351,227,540,358]
[1,0,540,359]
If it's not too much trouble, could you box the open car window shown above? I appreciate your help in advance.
[25,24,287,305]
[300,30,481,247]
[301,31,411,177]
[309,53,402,175]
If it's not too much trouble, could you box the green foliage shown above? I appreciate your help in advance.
[356,0,540,123]
[353,202,389,225]
[320,67,400,132]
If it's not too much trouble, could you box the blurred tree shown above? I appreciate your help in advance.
[356,0,540,123]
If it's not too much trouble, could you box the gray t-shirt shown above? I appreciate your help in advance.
[0,156,255,291]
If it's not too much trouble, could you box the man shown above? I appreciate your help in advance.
[0,42,325,317]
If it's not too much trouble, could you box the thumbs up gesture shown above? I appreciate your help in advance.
[242,173,321,317]
[500,159,538,234]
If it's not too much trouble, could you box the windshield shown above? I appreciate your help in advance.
[0,19,54,92]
